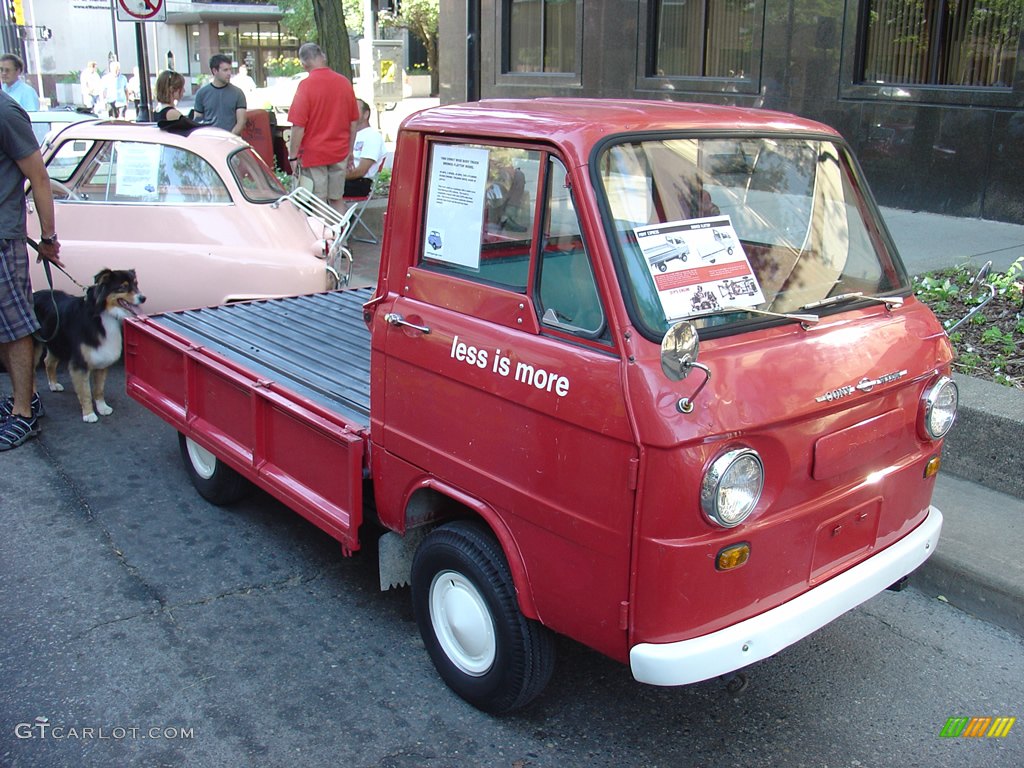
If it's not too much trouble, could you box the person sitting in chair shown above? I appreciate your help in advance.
[344,99,385,198]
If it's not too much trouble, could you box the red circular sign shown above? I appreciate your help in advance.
[118,0,163,21]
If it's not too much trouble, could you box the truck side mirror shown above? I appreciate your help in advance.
[661,321,700,381]
[661,321,712,413]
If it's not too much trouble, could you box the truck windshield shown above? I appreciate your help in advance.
[596,136,909,338]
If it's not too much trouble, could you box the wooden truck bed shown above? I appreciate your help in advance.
[124,289,375,552]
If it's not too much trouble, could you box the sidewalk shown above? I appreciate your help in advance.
[880,208,1024,636]
[880,206,1024,275]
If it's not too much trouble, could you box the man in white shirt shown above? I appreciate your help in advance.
[80,61,102,114]
[344,99,385,198]
[232,65,257,98]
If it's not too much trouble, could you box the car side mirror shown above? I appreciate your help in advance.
[661,321,712,413]
[661,320,700,381]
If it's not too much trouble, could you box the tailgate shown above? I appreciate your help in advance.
[124,291,373,552]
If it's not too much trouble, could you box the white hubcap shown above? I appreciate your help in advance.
[429,570,496,676]
[185,437,218,480]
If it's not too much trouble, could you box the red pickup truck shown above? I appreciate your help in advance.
[124,99,959,713]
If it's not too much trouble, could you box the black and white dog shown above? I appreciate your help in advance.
[33,269,146,422]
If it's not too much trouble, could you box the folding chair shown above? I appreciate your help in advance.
[343,151,391,245]
[272,186,357,287]
[342,183,378,244]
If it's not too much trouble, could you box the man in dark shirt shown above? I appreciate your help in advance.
[0,91,61,449]
[192,54,247,135]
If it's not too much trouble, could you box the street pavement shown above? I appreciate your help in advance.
[0,223,1021,765]
[2,370,1021,767]
[1,99,1022,754]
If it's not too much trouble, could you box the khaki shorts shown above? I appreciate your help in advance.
[299,161,347,202]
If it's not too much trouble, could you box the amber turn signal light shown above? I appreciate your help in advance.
[924,455,941,478]
[716,542,751,571]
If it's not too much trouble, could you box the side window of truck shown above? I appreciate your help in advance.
[419,143,605,339]
[421,142,542,290]
[537,159,605,337]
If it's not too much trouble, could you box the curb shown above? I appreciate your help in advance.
[941,374,1024,499]
[915,376,1023,637]
[914,475,1024,637]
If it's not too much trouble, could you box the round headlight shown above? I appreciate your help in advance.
[921,376,958,439]
[701,448,764,528]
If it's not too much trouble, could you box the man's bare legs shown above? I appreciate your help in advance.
[1,335,36,418]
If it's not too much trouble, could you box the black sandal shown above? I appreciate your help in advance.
[0,413,41,451]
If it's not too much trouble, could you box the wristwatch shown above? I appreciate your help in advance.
[40,233,58,245]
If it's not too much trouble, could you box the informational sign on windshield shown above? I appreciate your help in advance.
[634,215,765,321]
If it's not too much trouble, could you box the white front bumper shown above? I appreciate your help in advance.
[630,506,943,686]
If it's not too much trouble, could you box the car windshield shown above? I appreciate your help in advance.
[229,148,286,202]
[597,136,909,338]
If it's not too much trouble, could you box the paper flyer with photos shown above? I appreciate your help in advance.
[634,215,765,321]
[114,142,161,198]
[422,144,489,269]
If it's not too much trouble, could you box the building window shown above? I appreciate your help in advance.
[653,0,757,79]
[506,0,577,73]
[861,0,1022,87]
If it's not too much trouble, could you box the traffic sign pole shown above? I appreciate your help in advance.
[113,0,165,121]
[134,21,152,121]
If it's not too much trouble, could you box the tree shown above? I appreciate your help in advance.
[276,0,315,42]
[312,0,353,78]
[380,0,440,96]
[275,0,365,79]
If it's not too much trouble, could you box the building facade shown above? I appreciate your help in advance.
[440,1,1024,224]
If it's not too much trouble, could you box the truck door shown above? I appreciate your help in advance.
[381,142,636,659]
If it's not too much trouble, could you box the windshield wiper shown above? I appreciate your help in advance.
[801,292,904,311]
[694,306,820,325]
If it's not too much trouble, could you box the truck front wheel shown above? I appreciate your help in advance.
[178,433,250,506]
[411,520,555,713]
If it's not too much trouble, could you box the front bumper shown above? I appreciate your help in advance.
[630,505,942,686]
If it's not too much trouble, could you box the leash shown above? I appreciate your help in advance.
[25,236,82,344]
[26,236,89,292]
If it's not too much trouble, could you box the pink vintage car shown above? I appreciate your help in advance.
[27,120,344,314]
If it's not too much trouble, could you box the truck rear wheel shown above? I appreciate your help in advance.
[178,433,250,506]
[411,520,555,713]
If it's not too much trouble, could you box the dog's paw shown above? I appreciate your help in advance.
[82,413,98,423]
[48,382,64,392]
[96,402,113,416]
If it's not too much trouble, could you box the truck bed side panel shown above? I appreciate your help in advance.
[124,291,373,552]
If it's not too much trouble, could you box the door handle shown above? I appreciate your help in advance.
[384,313,431,334]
